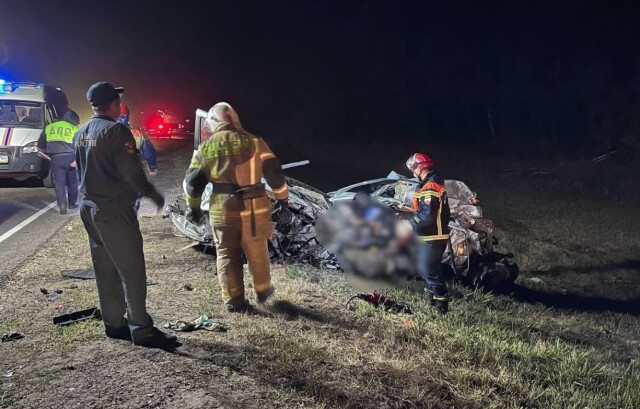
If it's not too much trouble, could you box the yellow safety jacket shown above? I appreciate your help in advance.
[131,128,147,150]
[44,120,78,155]
[45,120,78,144]
[184,122,288,224]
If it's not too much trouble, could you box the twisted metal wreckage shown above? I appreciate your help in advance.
[163,109,518,291]
[164,170,519,291]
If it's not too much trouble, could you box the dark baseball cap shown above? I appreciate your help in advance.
[86,82,125,106]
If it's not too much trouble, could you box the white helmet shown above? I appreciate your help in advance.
[206,102,243,131]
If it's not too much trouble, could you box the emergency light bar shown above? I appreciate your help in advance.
[0,81,45,93]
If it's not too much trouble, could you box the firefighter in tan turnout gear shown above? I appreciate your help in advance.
[184,102,291,312]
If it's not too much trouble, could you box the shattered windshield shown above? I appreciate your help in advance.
[0,101,43,128]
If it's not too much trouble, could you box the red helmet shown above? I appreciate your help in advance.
[119,103,130,118]
[406,153,433,172]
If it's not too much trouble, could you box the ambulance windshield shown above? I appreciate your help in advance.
[0,101,42,128]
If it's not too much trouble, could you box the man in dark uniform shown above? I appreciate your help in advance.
[73,82,178,348]
[406,153,451,314]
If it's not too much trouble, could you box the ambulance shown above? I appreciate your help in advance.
[0,80,70,186]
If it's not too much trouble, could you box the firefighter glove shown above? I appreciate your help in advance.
[273,200,293,227]
[186,207,206,225]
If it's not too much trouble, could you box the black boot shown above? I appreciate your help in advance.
[131,326,180,348]
[427,291,449,315]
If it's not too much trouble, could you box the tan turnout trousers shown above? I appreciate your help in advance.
[213,213,274,306]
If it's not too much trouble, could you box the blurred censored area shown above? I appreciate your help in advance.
[316,192,418,292]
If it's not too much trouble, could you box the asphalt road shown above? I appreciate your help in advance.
[0,137,194,287]
[0,178,69,285]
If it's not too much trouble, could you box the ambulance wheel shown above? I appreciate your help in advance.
[42,171,54,188]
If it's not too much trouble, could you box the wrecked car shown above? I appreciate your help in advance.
[164,108,336,268]
[165,108,518,290]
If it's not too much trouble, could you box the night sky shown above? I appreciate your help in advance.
[2,1,640,159]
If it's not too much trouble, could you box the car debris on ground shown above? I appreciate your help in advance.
[61,269,96,280]
[163,316,228,332]
[345,291,413,314]
[165,161,519,292]
[3,365,24,378]
[53,307,101,326]
[1,332,25,343]
[163,110,518,289]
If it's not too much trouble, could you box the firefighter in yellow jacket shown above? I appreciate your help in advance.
[184,102,291,312]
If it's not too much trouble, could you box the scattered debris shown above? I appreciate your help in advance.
[165,168,518,291]
[167,177,338,268]
[3,366,23,378]
[68,284,79,289]
[1,332,25,343]
[526,277,544,285]
[326,175,519,290]
[163,316,228,332]
[146,280,159,286]
[48,293,61,302]
[61,269,95,280]
[183,284,194,291]
[41,288,63,296]
[346,291,413,314]
[53,307,101,326]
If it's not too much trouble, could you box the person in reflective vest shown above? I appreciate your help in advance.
[184,102,291,312]
[118,103,158,213]
[406,153,451,314]
[40,110,80,214]
[118,103,158,175]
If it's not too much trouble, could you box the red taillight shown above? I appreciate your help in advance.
[158,124,164,129]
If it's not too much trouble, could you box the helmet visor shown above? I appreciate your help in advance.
[406,156,419,170]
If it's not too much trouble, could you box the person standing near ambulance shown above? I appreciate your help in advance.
[184,102,291,312]
[40,110,80,214]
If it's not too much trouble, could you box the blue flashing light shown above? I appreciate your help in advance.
[0,79,4,94]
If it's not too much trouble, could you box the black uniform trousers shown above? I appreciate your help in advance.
[51,153,78,207]
[416,239,449,299]
[80,200,152,332]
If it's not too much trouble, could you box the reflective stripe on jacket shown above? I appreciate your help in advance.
[131,128,158,169]
[184,122,288,223]
[411,170,450,241]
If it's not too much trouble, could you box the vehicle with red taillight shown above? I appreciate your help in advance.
[141,109,191,139]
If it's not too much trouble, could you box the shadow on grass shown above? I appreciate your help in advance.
[179,329,467,409]
[267,300,363,330]
[527,259,640,276]
[512,284,640,315]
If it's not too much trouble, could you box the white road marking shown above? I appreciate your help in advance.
[0,201,57,245]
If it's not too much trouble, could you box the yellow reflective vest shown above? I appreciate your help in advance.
[45,120,78,144]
